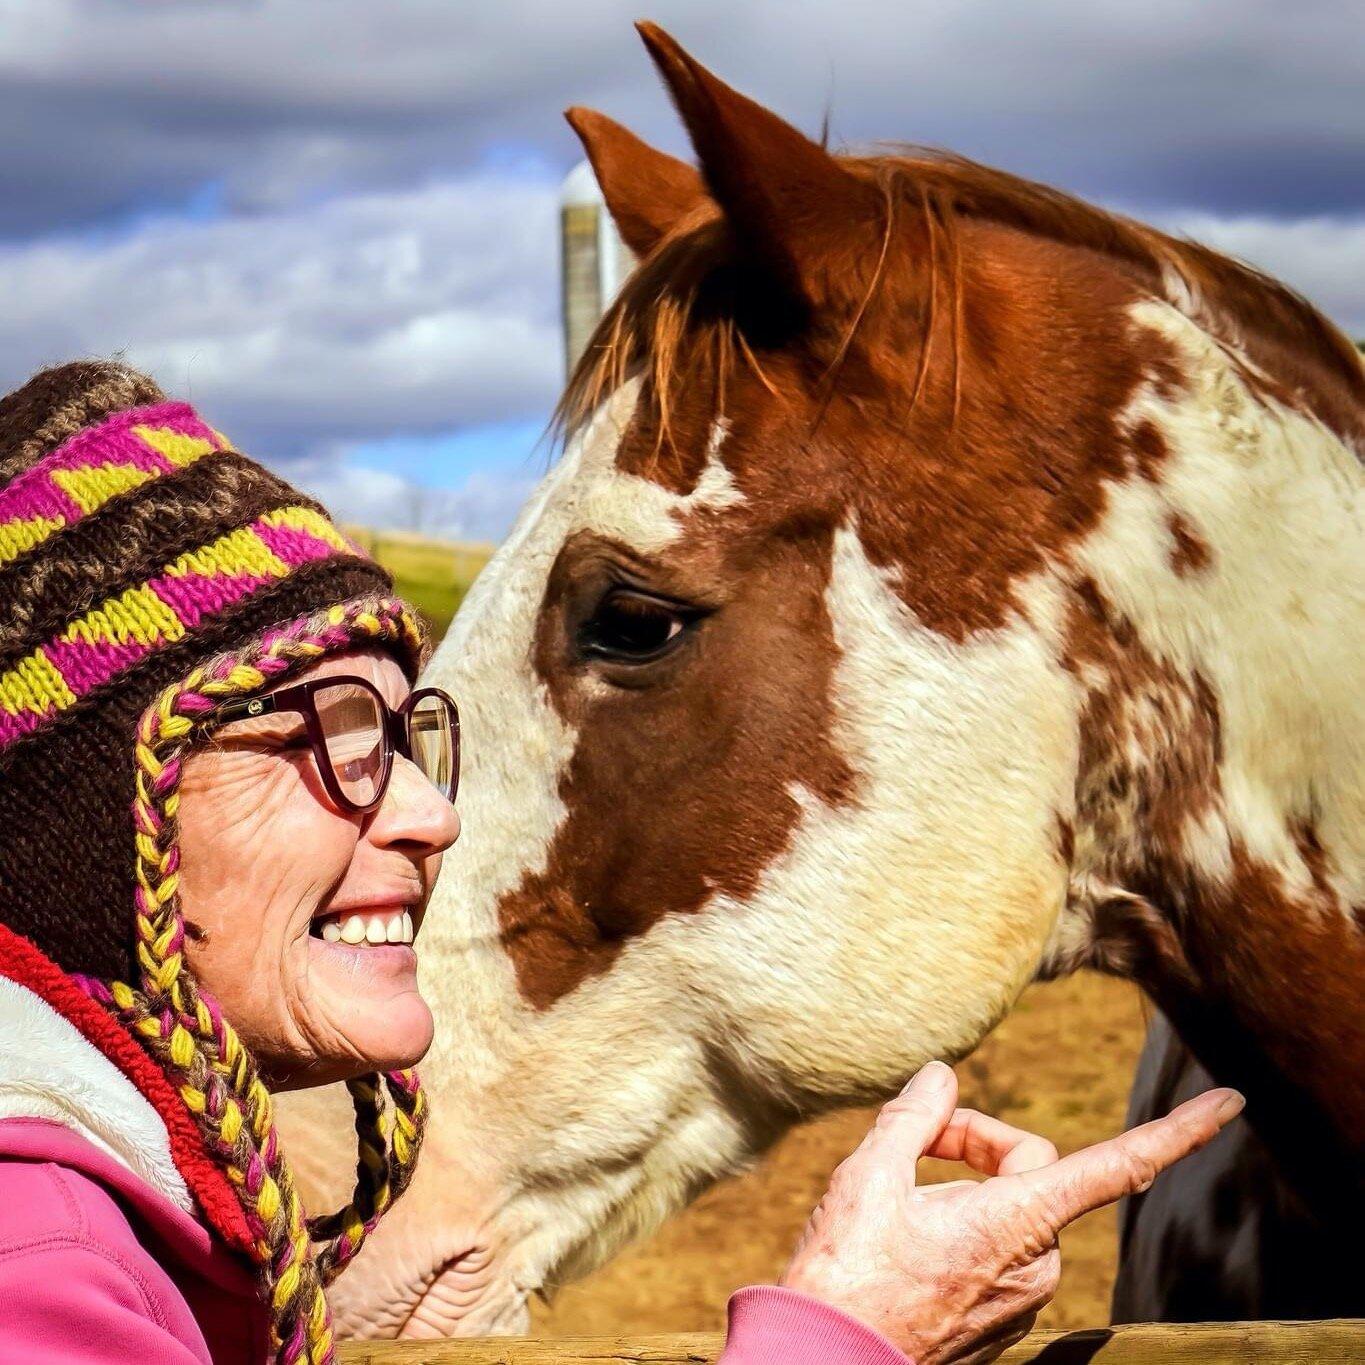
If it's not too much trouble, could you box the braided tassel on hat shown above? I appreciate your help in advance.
[79,596,430,1364]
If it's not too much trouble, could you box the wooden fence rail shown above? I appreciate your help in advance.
[339,1318,1363,1364]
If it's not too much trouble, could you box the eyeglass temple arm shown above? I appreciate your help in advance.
[216,694,282,723]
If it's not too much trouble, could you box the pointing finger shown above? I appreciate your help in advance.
[1021,1087,1243,1233]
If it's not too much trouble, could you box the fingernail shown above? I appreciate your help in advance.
[1216,1090,1245,1123]
[905,1060,951,1094]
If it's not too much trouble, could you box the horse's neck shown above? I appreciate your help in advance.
[1058,303,1365,1171]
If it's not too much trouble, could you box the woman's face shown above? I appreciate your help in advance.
[178,648,460,1088]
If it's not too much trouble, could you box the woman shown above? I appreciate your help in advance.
[0,363,1239,1364]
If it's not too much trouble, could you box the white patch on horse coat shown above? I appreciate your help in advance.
[1064,300,1364,905]
[620,524,1079,1096]
[320,384,755,1331]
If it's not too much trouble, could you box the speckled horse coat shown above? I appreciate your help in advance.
[283,26,1364,1339]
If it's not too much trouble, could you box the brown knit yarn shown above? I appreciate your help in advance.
[0,362,397,981]
[0,361,434,1362]
[0,359,164,484]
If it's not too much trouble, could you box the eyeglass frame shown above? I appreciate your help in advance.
[215,675,460,814]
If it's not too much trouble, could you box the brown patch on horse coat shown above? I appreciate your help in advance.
[1129,420,1170,482]
[1062,577,1365,1183]
[842,218,1190,642]
[1064,577,1223,874]
[1167,512,1212,576]
[497,520,857,1010]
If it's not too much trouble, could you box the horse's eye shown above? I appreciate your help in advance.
[579,590,692,662]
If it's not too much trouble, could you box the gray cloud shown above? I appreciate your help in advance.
[0,174,563,459]
[0,1,1360,547]
[288,460,539,545]
[2,0,1363,235]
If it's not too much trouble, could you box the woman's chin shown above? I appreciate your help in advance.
[302,936,435,1076]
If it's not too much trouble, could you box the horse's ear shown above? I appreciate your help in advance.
[564,107,709,258]
[637,22,883,309]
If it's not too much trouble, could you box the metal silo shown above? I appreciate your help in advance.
[560,160,634,376]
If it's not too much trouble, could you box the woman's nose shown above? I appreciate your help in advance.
[370,753,461,854]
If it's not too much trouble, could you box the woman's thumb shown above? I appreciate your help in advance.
[867,1061,960,1161]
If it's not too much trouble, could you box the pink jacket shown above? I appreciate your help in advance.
[0,954,907,1364]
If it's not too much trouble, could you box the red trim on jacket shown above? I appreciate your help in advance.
[0,922,256,1257]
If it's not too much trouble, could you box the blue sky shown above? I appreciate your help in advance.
[1,1,1362,542]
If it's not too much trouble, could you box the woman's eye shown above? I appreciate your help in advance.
[579,591,693,662]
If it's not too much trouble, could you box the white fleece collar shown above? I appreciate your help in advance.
[0,975,193,1212]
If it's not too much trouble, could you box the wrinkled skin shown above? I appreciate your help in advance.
[178,648,461,1088]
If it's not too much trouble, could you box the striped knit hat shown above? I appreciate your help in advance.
[0,361,429,1363]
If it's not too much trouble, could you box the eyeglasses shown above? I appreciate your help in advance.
[216,676,460,814]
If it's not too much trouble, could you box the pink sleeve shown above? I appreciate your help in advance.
[0,1237,208,1364]
[0,1158,210,1364]
[717,1285,913,1365]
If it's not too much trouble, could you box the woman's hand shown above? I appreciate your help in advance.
[780,1061,1243,1364]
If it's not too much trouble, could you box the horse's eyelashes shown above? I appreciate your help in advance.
[578,590,696,664]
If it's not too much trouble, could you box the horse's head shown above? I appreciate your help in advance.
[321,24,1364,1339]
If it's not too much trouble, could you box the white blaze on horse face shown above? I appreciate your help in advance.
[353,383,753,1333]
[419,380,743,1077]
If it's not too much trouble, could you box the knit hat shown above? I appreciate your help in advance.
[0,361,430,1363]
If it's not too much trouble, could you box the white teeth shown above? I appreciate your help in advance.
[319,910,416,947]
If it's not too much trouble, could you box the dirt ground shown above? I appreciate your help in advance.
[532,971,1150,1336]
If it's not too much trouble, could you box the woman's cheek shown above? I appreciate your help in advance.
[183,752,352,933]
[263,805,369,954]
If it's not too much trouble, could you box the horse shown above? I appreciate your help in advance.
[283,23,1365,1338]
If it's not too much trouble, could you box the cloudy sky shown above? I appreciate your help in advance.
[2,1,1361,542]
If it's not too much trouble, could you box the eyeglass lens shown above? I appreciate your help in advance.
[314,682,387,807]
[408,693,457,801]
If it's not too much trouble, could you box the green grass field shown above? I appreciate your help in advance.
[345,527,491,642]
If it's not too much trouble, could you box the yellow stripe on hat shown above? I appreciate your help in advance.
[0,513,66,566]
[62,583,186,651]
[52,461,157,516]
[164,525,288,581]
[133,424,225,468]
[0,648,76,719]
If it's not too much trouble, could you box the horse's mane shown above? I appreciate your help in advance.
[558,149,1364,442]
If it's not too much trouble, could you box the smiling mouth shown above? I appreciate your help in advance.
[310,908,416,946]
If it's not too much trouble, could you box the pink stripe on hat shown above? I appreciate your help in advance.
[253,521,347,569]
[0,402,228,537]
[149,570,279,631]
